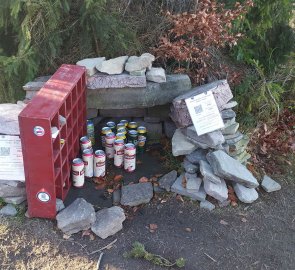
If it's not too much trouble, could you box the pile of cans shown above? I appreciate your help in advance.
[71,120,147,188]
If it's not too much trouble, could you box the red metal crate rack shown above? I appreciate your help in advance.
[19,64,86,219]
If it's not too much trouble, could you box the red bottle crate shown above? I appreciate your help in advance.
[19,64,87,219]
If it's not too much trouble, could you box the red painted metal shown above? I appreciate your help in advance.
[19,64,87,219]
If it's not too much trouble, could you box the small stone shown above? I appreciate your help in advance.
[225,132,245,145]
[146,67,166,83]
[121,183,153,206]
[164,119,177,139]
[125,53,155,72]
[76,57,105,76]
[200,200,215,211]
[182,158,198,174]
[56,198,96,235]
[112,189,121,205]
[0,204,17,216]
[159,170,178,192]
[233,151,251,163]
[56,199,65,213]
[171,175,206,201]
[228,135,250,156]
[3,196,26,205]
[233,183,258,203]
[223,117,236,128]
[221,100,238,110]
[96,56,128,75]
[199,160,222,184]
[222,122,239,135]
[221,109,236,119]
[130,69,146,76]
[172,129,197,156]
[218,200,230,207]
[91,206,125,239]
[0,184,26,198]
[207,150,259,188]
[203,177,228,202]
[154,185,166,193]
[261,175,281,192]
[185,173,202,191]
[186,149,208,165]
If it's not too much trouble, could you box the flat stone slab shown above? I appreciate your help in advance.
[207,150,259,188]
[200,200,215,211]
[91,206,126,239]
[199,160,222,184]
[182,159,198,174]
[261,175,281,192]
[3,196,26,204]
[186,149,208,165]
[172,129,197,156]
[228,135,250,156]
[159,170,177,191]
[221,100,238,110]
[221,109,236,119]
[0,103,26,135]
[222,122,239,135]
[121,182,153,206]
[56,198,96,235]
[203,177,228,202]
[87,74,191,109]
[0,204,17,216]
[185,173,202,192]
[171,175,206,201]
[0,183,26,198]
[233,183,258,203]
[225,132,244,145]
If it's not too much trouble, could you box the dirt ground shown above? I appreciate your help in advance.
[0,151,294,270]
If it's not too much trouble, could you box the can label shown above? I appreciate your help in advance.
[138,135,146,146]
[94,150,106,177]
[124,144,136,172]
[114,140,125,168]
[72,158,85,187]
[82,149,94,178]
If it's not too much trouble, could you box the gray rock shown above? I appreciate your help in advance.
[223,117,236,128]
[185,173,202,192]
[207,150,259,188]
[164,119,177,139]
[125,53,155,72]
[76,57,105,76]
[233,183,258,203]
[144,122,163,143]
[96,56,128,75]
[146,67,166,83]
[87,74,191,109]
[0,180,25,187]
[200,200,215,211]
[113,189,121,205]
[0,104,27,135]
[186,149,208,165]
[199,160,222,184]
[225,132,244,145]
[121,183,153,206]
[91,206,126,239]
[183,126,225,149]
[171,175,206,201]
[159,170,178,192]
[203,177,228,202]
[221,100,238,110]
[222,122,239,135]
[25,90,38,100]
[221,109,236,119]
[228,135,250,156]
[153,185,166,193]
[233,151,251,164]
[172,129,197,156]
[56,198,96,235]
[0,184,26,198]
[56,199,65,213]
[23,81,45,92]
[0,204,17,216]
[130,69,146,76]
[3,196,26,205]
[182,158,198,174]
[218,200,230,207]
[261,175,281,192]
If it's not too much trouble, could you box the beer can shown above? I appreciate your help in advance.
[116,122,125,131]
[114,139,125,168]
[128,121,138,131]
[101,127,112,147]
[117,127,127,136]
[137,126,147,153]
[82,148,94,178]
[124,143,136,172]
[128,130,138,146]
[105,132,116,159]
[106,121,116,132]
[72,158,85,187]
[120,119,129,128]
[94,150,106,177]
[87,120,95,146]
[80,136,92,151]
[116,132,127,143]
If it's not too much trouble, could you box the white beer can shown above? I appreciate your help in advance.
[80,136,92,151]
[114,139,125,168]
[72,158,85,187]
[105,132,116,159]
[124,143,136,172]
[94,150,106,177]
[82,148,94,178]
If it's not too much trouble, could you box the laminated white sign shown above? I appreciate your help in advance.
[0,135,25,181]
[185,91,224,136]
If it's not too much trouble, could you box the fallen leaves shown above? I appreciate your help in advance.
[139,177,149,183]
[149,223,158,233]
[176,195,184,203]
[185,227,192,232]
[114,175,123,182]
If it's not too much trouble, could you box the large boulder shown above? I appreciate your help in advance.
[56,198,96,235]
[121,182,153,206]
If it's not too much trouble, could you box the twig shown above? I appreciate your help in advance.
[96,252,104,270]
[204,252,217,262]
[88,239,117,255]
